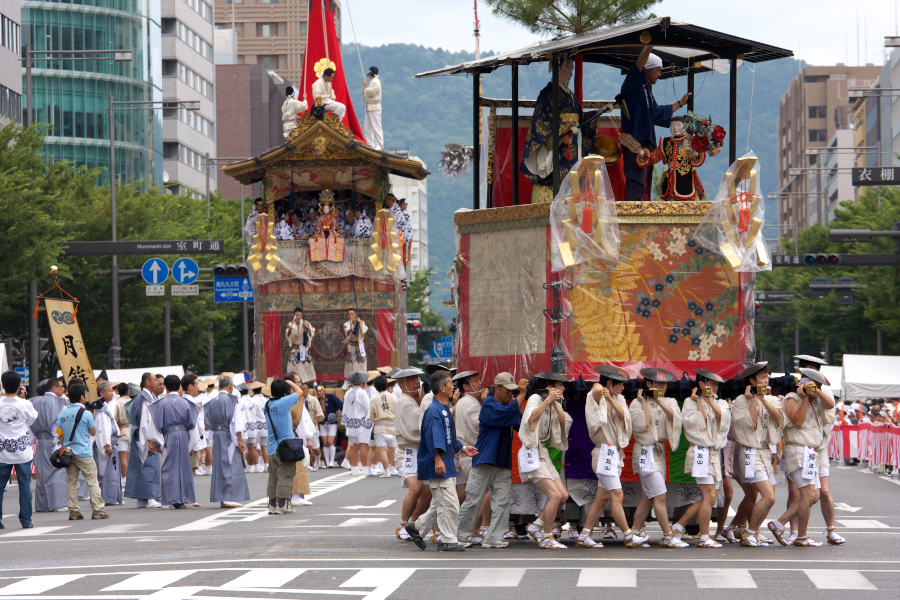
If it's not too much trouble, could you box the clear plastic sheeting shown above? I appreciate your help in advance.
[693,151,772,273]
[549,155,621,272]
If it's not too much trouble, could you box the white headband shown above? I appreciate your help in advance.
[645,53,663,70]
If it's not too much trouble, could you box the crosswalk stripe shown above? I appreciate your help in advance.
[805,569,876,590]
[220,568,306,589]
[459,568,525,587]
[0,526,70,537]
[87,524,143,535]
[103,570,196,591]
[340,568,416,600]
[138,586,205,599]
[694,569,756,589]
[0,574,85,595]
[576,568,636,587]
[835,519,890,529]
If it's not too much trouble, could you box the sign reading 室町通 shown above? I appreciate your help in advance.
[64,239,225,256]
[852,167,900,186]
[43,298,98,402]
[214,277,254,302]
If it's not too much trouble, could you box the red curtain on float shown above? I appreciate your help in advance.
[302,0,366,142]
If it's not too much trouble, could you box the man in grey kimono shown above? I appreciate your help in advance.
[204,375,250,508]
[124,373,163,508]
[93,382,122,506]
[30,378,69,512]
[149,375,197,508]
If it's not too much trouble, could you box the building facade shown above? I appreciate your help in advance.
[390,164,429,272]
[161,0,217,196]
[807,129,857,225]
[777,64,881,235]
[21,0,163,184]
[0,0,22,125]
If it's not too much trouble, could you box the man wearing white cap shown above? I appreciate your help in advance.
[619,45,691,201]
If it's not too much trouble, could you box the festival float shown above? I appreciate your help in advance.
[223,0,427,383]
[416,17,792,511]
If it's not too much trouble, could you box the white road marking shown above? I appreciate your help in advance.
[805,569,877,590]
[694,568,756,589]
[86,524,143,535]
[879,476,900,486]
[0,525,70,537]
[104,570,196,591]
[0,574,85,595]
[835,519,890,529]
[576,568,637,587]
[459,568,525,587]
[834,502,862,512]
[220,568,306,589]
[340,568,416,600]
[339,517,389,527]
[139,587,205,599]
[343,500,396,510]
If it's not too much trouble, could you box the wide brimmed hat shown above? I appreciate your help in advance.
[695,369,725,383]
[347,371,368,385]
[394,367,425,379]
[794,354,828,366]
[377,365,393,375]
[595,365,630,382]
[425,364,455,375]
[740,362,770,379]
[640,367,676,383]
[533,371,568,383]
[451,370,480,382]
[799,367,827,386]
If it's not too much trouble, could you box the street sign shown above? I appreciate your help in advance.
[852,166,900,186]
[406,312,422,320]
[755,291,798,301]
[171,284,199,296]
[407,334,416,354]
[14,366,29,387]
[420,325,445,333]
[145,285,165,296]
[172,257,199,285]
[141,258,169,285]
[214,276,254,302]
[430,336,454,360]
[64,239,225,256]
[773,254,803,267]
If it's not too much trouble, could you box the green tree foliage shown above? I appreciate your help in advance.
[406,267,449,362]
[755,188,900,370]
[485,0,658,35]
[0,123,248,377]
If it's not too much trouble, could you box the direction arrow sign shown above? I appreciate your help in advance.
[172,257,199,285]
[141,258,169,285]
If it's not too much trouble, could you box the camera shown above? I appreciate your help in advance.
[701,386,713,397]
[754,384,770,395]
[649,388,662,399]
[804,383,819,396]
[85,398,105,411]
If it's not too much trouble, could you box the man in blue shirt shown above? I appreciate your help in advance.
[456,372,526,548]
[264,378,303,514]
[56,381,108,520]
[619,45,690,201]
[405,371,477,551]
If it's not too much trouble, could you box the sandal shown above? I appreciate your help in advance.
[660,535,689,548]
[767,520,789,546]
[714,533,728,543]
[526,524,541,543]
[793,536,822,547]
[624,530,649,548]
[827,529,846,545]
[539,534,565,550]
[396,526,411,541]
[739,529,759,547]
[697,537,723,548]
[723,526,738,544]
[576,534,604,549]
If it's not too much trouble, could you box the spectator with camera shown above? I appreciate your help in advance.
[56,380,108,520]
[0,371,39,529]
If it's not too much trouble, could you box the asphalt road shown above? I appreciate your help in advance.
[1,462,898,600]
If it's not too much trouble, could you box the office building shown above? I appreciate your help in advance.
[21,0,163,183]
[161,0,217,196]
[390,164,429,272]
[0,0,22,124]
[777,64,880,234]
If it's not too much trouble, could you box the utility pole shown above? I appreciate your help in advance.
[29,278,39,394]
[109,95,122,368]
[164,302,172,365]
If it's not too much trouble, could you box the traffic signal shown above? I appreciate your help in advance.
[803,254,841,266]
[214,264,249,278]
[406,319,421,335]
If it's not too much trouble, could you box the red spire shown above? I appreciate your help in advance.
[302,0,366,142]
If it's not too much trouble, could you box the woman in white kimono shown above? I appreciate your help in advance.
[677,369,732,548]
[629,368,686,548]
[518,372,572,550]
[578,366,648,549]
[731,362,784,547]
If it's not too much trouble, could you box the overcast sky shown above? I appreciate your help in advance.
[342,0,899,67]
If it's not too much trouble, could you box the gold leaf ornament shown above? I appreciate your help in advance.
[314,58,337,78]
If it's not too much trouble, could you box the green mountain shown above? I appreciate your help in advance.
[342,43,801,318]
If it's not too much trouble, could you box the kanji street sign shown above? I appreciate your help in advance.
[852,167,900,186]
[145,285,165,296]
[773,254,803,267]
[64,239,225,256]
[171,284,199,296]
[214,277,254,302]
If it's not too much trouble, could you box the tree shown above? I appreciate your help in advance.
[485,0,658,35]
[406,268,448,363]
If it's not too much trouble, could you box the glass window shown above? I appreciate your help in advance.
[808,105,826,118]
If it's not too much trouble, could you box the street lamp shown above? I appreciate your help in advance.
[106,98,200,368]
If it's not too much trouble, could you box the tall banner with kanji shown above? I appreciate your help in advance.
[303,0,366,141]
[44,298,98,402]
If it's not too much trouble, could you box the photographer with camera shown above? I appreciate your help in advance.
[56,380,108,520]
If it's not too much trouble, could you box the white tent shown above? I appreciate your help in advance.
[820,365,843,398]
[57,365,185,385]
[841,354,900,401]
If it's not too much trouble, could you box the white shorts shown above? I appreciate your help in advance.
[397,447,418,478]
[319,423,337,437]
[740,469,770,485]
[596,466,623,491]
[117,439,129,452]
[347,428,373,445]
[787,468,820,489]
[307,435,320,450]
[695,475,720,488]
[638,470,667,498]
[374,432,397,448]
[819,463,830,478]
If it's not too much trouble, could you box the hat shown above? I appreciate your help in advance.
[451,370,480,382]
[196,381,209,392]
[794,354,828,366]
[799,368,827,386]
[261,385,272,397]
[425,364,455,375]
[367,370,381,383]
[740,362,770,379]
[348,371,368,385]
[645,53,663,70]
[640,367,676,383]
[377,365,393,375]
[394,367,425,379]
[534,372,568,383]
[97,369,109,381]
[387,367,402,379]
[250,381,265,390]
[236,382,249,393]
[595,365,630,382]
[493,372,519,390]
[695,369,725,383]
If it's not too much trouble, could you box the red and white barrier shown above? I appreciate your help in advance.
[830,423,900,469]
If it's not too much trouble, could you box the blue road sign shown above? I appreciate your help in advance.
[214,276,254,302]
[430,336,454,360]
[141,258,169,285]
[172,257,199,285]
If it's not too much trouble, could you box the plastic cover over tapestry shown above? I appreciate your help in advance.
[549,155,620,272]
[692,151,772,273]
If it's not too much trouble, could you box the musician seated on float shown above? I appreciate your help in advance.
[312,68,347,120]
